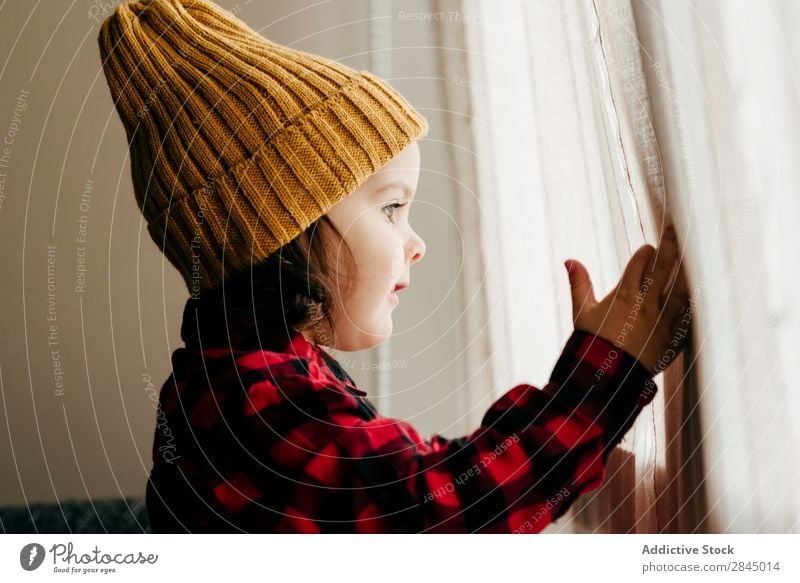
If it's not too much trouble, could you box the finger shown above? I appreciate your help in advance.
[620,244,655,295]
[662,260,690,310]
[665,300,692,356]
[646,225,679,297]
[673,259,689,294]
[663,290,688,332]
[659,265,692,339]
[565,259,597,323]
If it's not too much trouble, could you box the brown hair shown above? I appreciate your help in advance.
[213,214,356,349]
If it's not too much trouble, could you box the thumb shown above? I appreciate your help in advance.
[564,259,596,322]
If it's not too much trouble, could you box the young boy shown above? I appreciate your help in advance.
[98,0,690,533]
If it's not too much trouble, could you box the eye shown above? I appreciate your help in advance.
[382,202,405,223]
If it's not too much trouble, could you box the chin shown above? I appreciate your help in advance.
[358,332,392,352]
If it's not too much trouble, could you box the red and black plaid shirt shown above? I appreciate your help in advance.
[146,293,656,533]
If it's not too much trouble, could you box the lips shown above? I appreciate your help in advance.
[392,282,408,293]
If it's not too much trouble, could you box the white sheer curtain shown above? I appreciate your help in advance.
[438,0,800,532]
[439,0,697,533]
[633,0,800,533]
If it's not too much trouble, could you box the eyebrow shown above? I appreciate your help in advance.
[375,179,414,201]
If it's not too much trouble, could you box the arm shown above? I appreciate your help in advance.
[273,328,656,533]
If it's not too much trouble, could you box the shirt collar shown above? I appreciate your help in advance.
[178,292,365,395]
[179,291,311,353]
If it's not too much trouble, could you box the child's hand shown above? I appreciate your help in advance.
[564,225,692,375]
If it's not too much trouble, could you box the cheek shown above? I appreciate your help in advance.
[346,223,402,279]
[373,235,405,283]
[390,240,404,263]
[353,243,400,288]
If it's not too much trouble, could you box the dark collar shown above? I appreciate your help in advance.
[179,291,292,352]
[178,293,365,395]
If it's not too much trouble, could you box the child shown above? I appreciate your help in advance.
[99,0,691,533]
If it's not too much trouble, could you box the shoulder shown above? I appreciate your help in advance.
[228,343,373,417]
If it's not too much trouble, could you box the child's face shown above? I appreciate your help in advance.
[322,140,425,351]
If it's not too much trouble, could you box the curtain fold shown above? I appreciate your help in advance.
[436,0,799,532]
[442,0,708,532]
[568,0,709,534]
[632,0,800,533]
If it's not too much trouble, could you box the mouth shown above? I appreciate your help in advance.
[389,281,408,305]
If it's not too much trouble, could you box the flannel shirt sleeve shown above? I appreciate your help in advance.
[266,328,656,533]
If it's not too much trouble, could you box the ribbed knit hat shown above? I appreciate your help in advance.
[97,0,429,294]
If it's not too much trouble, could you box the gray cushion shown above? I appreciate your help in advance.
[0,497,150,533]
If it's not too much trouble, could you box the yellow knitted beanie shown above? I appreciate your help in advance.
[97,0,429,294]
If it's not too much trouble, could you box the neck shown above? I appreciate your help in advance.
[299,328,317,346]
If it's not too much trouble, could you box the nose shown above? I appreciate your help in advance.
[408,230,426,264]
